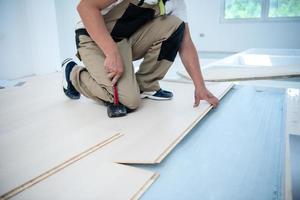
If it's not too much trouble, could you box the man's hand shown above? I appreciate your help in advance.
[194,87,219,108]
[178,24,219,108]
[78,0,124,86]
[104,52,124,85]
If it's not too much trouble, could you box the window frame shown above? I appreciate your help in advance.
[220,0,300,23]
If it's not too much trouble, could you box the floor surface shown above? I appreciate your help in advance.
[137,85,285,200]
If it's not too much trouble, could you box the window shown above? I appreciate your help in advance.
[269,0,300,18]
[223,0,300,21]
[225,0,262,19]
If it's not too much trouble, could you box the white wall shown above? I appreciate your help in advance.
[26,0,61,75]
[54,0,80,62]
[0,0,34,79]
[187,0,300,52]
[1,0,299,79]
[0,0,61,80]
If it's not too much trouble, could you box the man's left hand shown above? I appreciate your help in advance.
[194,87,219,108]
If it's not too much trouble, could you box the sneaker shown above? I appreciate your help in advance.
[62,58,80,100]
[140,89,173,100]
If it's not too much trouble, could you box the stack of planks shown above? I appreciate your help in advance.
[177,49,300,82]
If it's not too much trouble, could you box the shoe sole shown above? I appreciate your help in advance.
[62,58,72,91]
[61,58,80,100]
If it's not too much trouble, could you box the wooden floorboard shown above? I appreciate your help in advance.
[0,74,121,195]
[11,162,158,200]
[88,81,233,164]
[0,73,233,199]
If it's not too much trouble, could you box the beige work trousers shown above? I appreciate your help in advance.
[71,11,183,109]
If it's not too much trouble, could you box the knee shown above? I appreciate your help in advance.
[120,93,141,110]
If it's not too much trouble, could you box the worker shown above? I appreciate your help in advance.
[62,0,219,113]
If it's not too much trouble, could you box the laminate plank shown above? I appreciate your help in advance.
[0,73,121,195]
[93,81,233,164]
[0,73,233,198]
[12,161,158,200]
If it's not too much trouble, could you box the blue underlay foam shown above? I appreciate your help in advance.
[134,85,286,200]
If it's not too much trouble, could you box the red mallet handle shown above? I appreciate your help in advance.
[113,85,119,105]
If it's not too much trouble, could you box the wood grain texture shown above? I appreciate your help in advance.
[92,81,233,164]
[0,73,121,196]
[0,73,232,199]
[0,74,233,166]
[0,134,122,200]
[12,162,158,200]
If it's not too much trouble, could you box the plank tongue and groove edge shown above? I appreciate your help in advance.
[0,134,122,200]
[11,162,159,200]
[92,81,234,164]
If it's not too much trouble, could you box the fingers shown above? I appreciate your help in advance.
[204,91,219,108]
[107,72,115,79]
[107,71,122,86]
[111,74,121,86]
[194,96,200,108]
[207,96,219,108]
[194,96,218,108]
[194,93,219,108]
[106,66,123,85]
[104,54,124,85]
[107,71,121,86]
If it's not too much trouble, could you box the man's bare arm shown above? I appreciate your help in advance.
[179,24,219,107]
[77,0,123,85]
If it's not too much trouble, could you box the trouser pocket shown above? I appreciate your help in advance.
[75,29,91,61]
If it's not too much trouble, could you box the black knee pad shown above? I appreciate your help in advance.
[158,22,185,62]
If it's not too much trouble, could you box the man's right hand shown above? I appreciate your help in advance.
[77,0,125,85]
[104,52,124,85]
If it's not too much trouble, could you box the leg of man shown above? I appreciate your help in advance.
[131,15,185,92]
[70,34,141,110]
